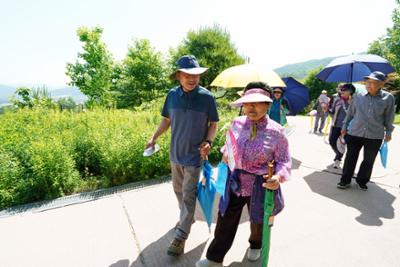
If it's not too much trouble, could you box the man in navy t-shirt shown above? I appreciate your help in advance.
[146,55,219,256]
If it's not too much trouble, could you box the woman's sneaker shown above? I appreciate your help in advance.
[195,259,223,267]
[333,160,341,169]
[247,248,261,261]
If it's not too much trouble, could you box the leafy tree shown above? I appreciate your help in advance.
[368,0,400,71]
[368,0,400,112]
[11,87,32,108]
[385,0,400,72]
[304,67,338,102]
[66,26,115,108]
[170,24,246,88]
[114,39,170,108]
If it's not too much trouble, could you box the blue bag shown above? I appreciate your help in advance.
[380,141,388,168]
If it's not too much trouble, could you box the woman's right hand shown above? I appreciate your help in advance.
[262,175,280,190]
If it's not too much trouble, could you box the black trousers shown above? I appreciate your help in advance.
[340,135,382,185]
[329,126,344,161]
[206,193,263,263]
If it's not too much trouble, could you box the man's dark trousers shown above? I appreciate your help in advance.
[340,134,382,186]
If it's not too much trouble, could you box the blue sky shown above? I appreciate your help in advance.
[0,0,397,88]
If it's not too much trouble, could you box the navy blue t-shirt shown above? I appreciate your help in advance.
[162,86,219,166]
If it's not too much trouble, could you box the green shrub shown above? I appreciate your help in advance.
[0,149,24,209]
[27,140,81,200]
[0,95,238,209]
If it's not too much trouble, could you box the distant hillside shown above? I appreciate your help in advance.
[51,87,87,104]
[274,56,338,80]
[0,85,17,104]
[0,85,87,104]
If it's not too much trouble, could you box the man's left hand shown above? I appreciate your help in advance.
[384,135,392,142]
[200,142,211,159]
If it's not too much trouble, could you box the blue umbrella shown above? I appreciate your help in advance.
[197,160,216,231]
[316,54,395,83]
[281,77,310,115]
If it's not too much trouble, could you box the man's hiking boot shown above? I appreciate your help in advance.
[167,238,185,256]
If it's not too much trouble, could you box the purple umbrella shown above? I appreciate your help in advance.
[316,54,395,83]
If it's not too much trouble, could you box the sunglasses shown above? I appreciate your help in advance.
[273,91,282,94]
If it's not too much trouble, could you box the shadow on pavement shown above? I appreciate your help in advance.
[292,157,302,170]
[109,228,207,267]
[194,197,250,225]
[303,171,395,226]
[226,254,261,267]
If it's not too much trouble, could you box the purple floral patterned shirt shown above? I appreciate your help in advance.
[222,115,291,196]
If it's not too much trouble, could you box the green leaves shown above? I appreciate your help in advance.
[303,67,337,103]
[0,97,237,210]
[0,106,169,209]
[66,26,115,108]
[170,24,246,88]
[367,2,400,112]
[113,39,170,108]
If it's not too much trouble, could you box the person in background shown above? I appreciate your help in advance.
[337,71,395,191]
[268,87,289,126]
[328,84,355,168]
[313,90,330,133]
[196,83,291,267]
[146,55,219,256]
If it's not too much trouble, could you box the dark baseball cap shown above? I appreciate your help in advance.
[170,55,208,79]
[364,71,387,82]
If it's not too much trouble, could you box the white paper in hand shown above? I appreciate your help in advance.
[336,136,346,154]
[143,144,160,157]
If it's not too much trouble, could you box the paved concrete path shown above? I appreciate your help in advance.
[0,116,399,267]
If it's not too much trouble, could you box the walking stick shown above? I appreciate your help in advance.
[261,161,275,267]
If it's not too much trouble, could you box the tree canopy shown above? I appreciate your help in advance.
[114,39,170,108]
[66,26,115,108]
[169,24,246,88]
[368,0,400,72]
[368,1,400,111]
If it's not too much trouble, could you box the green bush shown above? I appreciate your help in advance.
[0,96,237,210]
[26,139,82,201]
[0,149,23,210]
